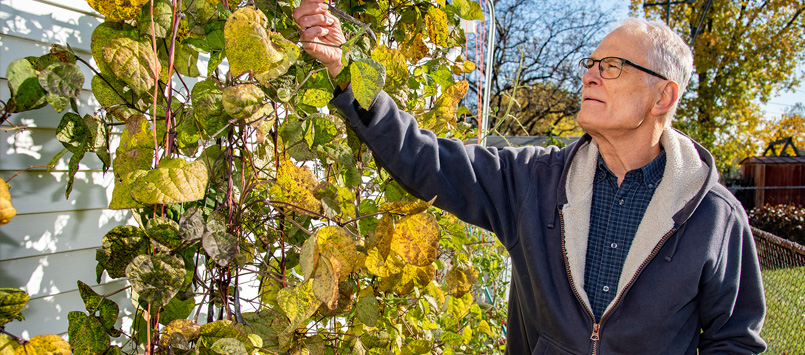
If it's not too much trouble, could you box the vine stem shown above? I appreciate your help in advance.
[5,165,54,183]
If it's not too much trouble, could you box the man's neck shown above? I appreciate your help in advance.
[593,130,664,186]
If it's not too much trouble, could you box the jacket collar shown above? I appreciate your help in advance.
[558,127,713,317]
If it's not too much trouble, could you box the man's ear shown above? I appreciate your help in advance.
[651,80,679,117]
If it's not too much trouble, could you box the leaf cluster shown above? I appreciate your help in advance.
[0,0,510,353]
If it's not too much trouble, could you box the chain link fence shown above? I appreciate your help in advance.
[752,226,805,354]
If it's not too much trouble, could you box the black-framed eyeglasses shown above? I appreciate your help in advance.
[578,57,668,81]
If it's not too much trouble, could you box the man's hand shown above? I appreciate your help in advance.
[293,0,346,77]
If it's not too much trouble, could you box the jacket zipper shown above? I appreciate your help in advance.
[559,209,679,355]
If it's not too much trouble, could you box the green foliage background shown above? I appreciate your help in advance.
[0,0,510,354]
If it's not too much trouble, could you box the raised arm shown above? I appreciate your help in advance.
[292,0,345,77]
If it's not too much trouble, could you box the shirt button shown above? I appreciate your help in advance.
[618,198,625,205]
[603,286,610,292]
[648,183,655,189]
[611,243,618,249]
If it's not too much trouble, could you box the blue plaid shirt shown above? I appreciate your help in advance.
[584,151,666,321]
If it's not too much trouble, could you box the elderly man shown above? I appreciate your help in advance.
[293,1,767,353]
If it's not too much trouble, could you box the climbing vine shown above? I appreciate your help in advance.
[0,0,510,354]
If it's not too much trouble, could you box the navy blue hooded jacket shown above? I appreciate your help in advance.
[331,86,766,355]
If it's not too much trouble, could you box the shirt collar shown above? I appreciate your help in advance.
[595,150,666,188]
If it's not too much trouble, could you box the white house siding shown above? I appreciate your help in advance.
[0,0,136,338]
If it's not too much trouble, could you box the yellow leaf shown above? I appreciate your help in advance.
[277,281,321,334]
[424,81,469,132]
[270,160,321,216]
[16,334,70,355]
[312,256,339,310]
[364,247,405,278]
[425,7,448,47]
[0,179,17,225]
[378,196,436,215]
[316,226,359,281]
[478,320,496,338]
[165,319,202,342]
[0,334,21,355]
[88,0,150,21]
[391,213,440,267]
[445,264,478,297]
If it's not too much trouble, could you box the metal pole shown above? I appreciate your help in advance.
[480,0,495,148]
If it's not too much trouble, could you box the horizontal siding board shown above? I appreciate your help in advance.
[0,209,133,260]
[1,279,134,338]
[0,170,114,214]
[0,247,125,299]
[1,0,101,53]
[1,125,119,171]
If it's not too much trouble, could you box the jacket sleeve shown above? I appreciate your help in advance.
[698,208,767,354]
[330,85,546,240]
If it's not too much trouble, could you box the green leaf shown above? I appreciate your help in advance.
[356,295,378,327]
[101,37,160,96]
[146,216,183,250]
[138,0,172,37]
[211,338,248,355]
[37,62,84,99]
[440,331,463,346]
[56,112,91,154]
[20,334,71,355]
[125,254,185,308]
[402,339,431,355]
[178,207,205,242]
[67,311,110,355]
[222,83,266,120]
[95,225,150,280]
[159,296,196,326]
[130,158,209,205]
[77,281,120,334]
[350,59,386,109]
[310,113,340,146]
[192,79,230,138]
[202,231,237,267]
[6,58,47,112]
[224,7,284,77]
[277,280,320,334]
[301,88,331,108]
[451,0,484,20]
[91,74,138,122]
[0,288,28,326]
[198,320,253,353]
[90,22,138,75]
[391,213,440,267]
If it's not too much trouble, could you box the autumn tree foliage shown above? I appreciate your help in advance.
[631,0,805,173]
[0,0,511,354]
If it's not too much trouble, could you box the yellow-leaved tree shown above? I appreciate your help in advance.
[631,0,805,175]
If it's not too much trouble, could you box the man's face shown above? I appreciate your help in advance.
[576,28,665,139]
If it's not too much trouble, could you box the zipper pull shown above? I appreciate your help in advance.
[590,322,600,341]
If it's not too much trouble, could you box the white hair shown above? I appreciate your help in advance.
[616,18,693,118]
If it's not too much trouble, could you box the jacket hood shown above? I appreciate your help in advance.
[556,127,717,318]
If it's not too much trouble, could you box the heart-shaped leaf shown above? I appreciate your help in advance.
[101,37,160,96]
[0,288,28,326]
[125,254,185,308]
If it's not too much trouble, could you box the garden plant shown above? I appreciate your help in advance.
[0,0,511,353]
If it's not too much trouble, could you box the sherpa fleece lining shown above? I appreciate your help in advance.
[562,127,710,316]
